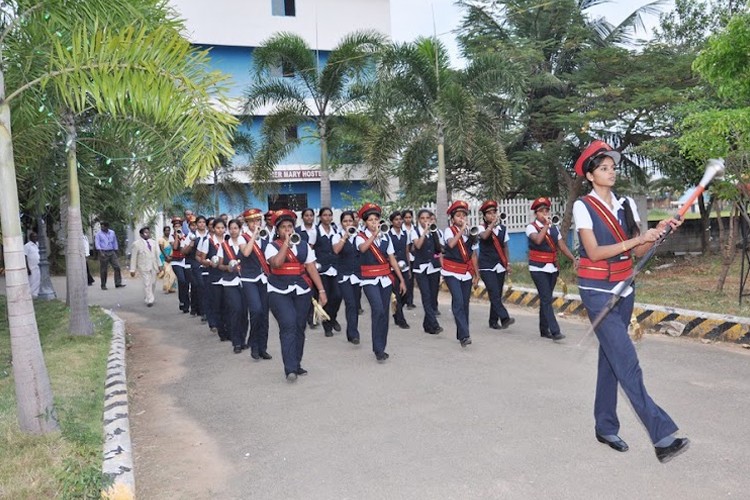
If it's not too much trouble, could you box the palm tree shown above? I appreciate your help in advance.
[1,1,236,433]
[366,37,523,221]
[245,31,385,208]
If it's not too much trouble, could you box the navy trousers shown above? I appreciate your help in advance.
[580,289,679,443]
[362,283,392,355]
[393,282,406,325]
[269,291,311,376]
[173,265,191,312]
[338,278,361,341]
[207,282,228,340]
[480,270,510,326]
[415,271,440,333]
[222,285,245,348]
[241,280,270,353]
[405,264,415,306]
[530,270,560,336]
[320,274,342,326]
[189,263,205,315]
[444,275,471,341]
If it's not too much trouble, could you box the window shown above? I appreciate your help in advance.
[272,0,295,16]
[285,125,298,141]
[269,194,307,212]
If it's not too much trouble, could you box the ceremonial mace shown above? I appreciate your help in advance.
[581,158,726,341]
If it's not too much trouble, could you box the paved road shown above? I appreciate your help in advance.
[42,275,750,498]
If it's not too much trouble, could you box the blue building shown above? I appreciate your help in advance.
[171,0,392,213]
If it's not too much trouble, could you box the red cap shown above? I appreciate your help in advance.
[479,200,498,214]
[447,200,469,216]
[530,197,552,211]
[271,209,296,228]
[187,215,196,223]
[574,140,621,177]
[358,203,382,221]
[264,210,274,219]
[242,208,263,220]
[171,216,183,224]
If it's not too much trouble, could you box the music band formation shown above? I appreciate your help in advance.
[126,142,689,462]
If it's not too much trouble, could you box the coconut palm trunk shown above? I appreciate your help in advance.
[0,69,60,434]
[319,122,331,208]
[62,112,94,335]
[436,123,448,226]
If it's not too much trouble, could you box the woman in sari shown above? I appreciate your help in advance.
[158,225,177,293]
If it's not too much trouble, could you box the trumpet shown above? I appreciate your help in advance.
[346,226,358,236]
[210,255,220,266]
[498,212,507,223]
[289,232,301,246]
[468,226,480,237]
[188,232,196,241]
[550,214,561,226]
[256,228,269,240]
[428,223,438,233]
[379,220,389,234]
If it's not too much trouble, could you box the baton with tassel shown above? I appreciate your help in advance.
[312,297,330,323]
[580,159,726,343]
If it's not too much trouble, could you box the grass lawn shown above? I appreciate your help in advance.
[508,252,750,318]
[0,296,112,499]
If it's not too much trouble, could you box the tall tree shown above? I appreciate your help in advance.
[1,0,236,433]
[366,37,522,221]
[245,31,384,208]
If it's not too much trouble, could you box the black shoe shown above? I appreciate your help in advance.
[501,317,515,329]
[250,350,260,360]
[210,327,218,334]
[348,337,360,345]
[324,329,333,337]
[101,286,108,290]
[655,438,690,463]
[398,322,410,329]
[435,310,441,316]
[551,333,566,341]
[358,308,364,315]
[460,337,472,347]
[259,351,272,360]
[200,316,208,323]
[190,311,198,316]
[296,367,308,376]
[181,309,190,314]
[88,281,94,286]
[489,323,501,330]
[375,352,389,363]
[406,304,417,310]
[147,303,154,308]
[115,284,126,288]
[435,326,444,334]
[596,433,629,452]
[220,337,230,342]
[233,346,242,354]
[241,344,249,350]
[331,320,341,332]
[541,332,554,339]
[286,372,298,382]
[425,329,439,335]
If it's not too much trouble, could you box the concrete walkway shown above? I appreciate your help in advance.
[27,275,750,498]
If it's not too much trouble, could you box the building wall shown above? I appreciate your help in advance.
[172,0,391,49]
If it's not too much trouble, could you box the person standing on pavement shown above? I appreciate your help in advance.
[197,218,229,342]
[24,231,40,298]
[169,217,193,313]
[526,198,575,341]
[477,200,515,330]
[158,225,177,294]
[401,209,417,310]
[332,211,362,345]
[412,209,443,335]
[83,232,95,286]
[129,227,162,307]
[388,211,411,329]
[355,203,407,363]
[442,201,480,348]
[216,219,246,354]
[95,222,125,290]
[573,140,688,462]
[192,216,211,323]
[265,209,327,382]
[238,209,272,361]
[313,207,343,337]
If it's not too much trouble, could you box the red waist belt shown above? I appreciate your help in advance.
[172,250,185,260]
[577,257,633,282]
[271,263,305,276]
[442,258,472,275]
[528,249,556,264]
[361,263,391,278]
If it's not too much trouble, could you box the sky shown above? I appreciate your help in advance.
[390,0,674,66]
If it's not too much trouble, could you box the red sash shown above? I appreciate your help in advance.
[581,195,630,255]
[221,240,241,272]
[358,231,395,282]
[490,230,508,268]
[172,236,185,260]
[446,226,474,276]
[577,195,633,282]
[270,240,311,287]
[530,221,557,265]
[242,234,270,275]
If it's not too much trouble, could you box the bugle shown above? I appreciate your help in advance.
[289,232,301,246]
[346,226,358,236]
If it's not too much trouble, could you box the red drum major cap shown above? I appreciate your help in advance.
[447,200,469,216]
[271,209,297,228]
[530,197,552,211]
[358,203,382,221]
[171,216,183,224]
[264,210,274,219]
[574,140,622,177]
[479,200,498,214]
[242,208,262,220]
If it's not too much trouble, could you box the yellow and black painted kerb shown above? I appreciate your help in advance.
[443,282,750,345]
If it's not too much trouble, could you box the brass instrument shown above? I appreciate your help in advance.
[289,232,301,246]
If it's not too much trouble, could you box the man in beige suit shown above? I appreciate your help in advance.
[130,227,162,307]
